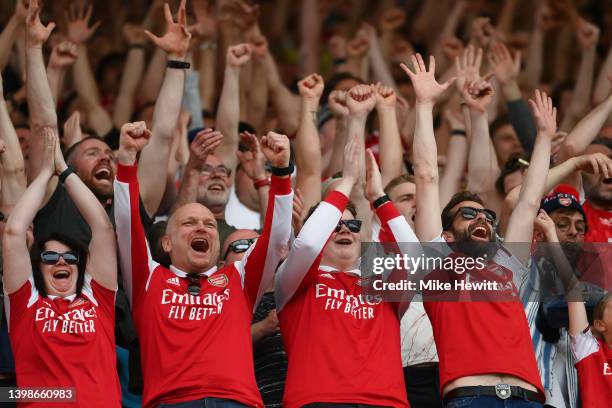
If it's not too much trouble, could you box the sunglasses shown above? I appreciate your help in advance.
[445,207,497,230]
[223,238,256,260]
[186,273,201,296]
[335,219,362,233]
[41,251,79,265]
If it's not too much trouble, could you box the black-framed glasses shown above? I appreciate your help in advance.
[41,251,79,265]
[446,207,497,230]
[186,273,201,296]
[223,238,256,260]
[335,219,362,233]
[201,165,231,178]
[554,217,586,235]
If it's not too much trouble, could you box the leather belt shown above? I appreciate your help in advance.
[444,385,541,403]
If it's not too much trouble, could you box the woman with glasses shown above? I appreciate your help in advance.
[2,129,120,407]
[275,138,418,408]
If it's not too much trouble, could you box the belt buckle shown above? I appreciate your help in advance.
[495,384,511,400]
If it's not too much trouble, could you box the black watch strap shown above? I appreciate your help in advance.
[167,60,190,69]
[271,162,294,177]
[59,166,76,184]
[373,194,391,209]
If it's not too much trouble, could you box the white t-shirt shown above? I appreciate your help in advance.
[225,186,261,230]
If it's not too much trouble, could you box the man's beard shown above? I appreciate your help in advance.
[451,222,498,259]
[584,177,612,208]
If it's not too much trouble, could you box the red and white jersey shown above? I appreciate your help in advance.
[276,191,417,408]
[571,329,612,407]
[6,275,120,407]
[423,235,545,401]
[113,164,292,408]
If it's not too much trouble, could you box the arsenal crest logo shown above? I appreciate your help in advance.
[559,197,572,206]
[208,274,229,288]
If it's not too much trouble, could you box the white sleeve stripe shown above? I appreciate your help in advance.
[114,179,136,305]
[570,330,600,363]
[275,201,342,312]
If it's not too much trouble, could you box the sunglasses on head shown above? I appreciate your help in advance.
[335,219,362,233]
[223,237,256,260]
[41,251,79,265]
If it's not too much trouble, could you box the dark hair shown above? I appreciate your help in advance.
[551,80,574,111]
[321,72,363,105]
[95,53,126,84]
[441,191,485,232]
[384,174,415,196]
[30,233,89,298]
[489,115,511,140]
[304,201,358,224]
[130,101,156,123]
[495,156,528,196]
[591,138,612,152]
[64,136,110,164]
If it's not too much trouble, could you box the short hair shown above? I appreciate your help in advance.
[30,233,89,298]
[130,101,156,123]
[384,174,415,196]
[489,115,511,139]
[495,156,528,196]
[304,201,357,224]
[594,292,612,322]
[441,191,485,232]
[64,136,110,163]
[321,72,364,105]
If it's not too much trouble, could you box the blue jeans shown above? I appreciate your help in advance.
[158,398,249,408]
[445,395,543,408]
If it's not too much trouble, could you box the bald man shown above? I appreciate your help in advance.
[114,128,293,408]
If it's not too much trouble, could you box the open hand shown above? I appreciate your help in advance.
[65,0,101,44]
[144,0,191,59]
[400,54,455,105]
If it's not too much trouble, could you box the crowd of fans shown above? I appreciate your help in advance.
[0,0,611,407]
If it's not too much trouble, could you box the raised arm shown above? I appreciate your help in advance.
[236,131,269,227]
[489,42,537,154]
[373,84,402,186]
[299,0,320,77]
[112,24,147,128]
[173,128,223,211]
[324,90,349,178]
[295,73,324,212]
[275,135,360,311]
[557,89,612,162]
[66,2,113,137]
[0,74,26,205]
[439,108,468,207]
[0,0,28,72]
[236,132,293,309]
[559,18,599,132]
[114,122,159,310]
[400,54,455,241]
[46,41,78,104]
[2,128,55,294]
[593,46,612,105]
[53,132,117,290]
[263,51,300,135]
[215,43,252,174]
[138,0,191,216]
[505,90,556,264]
[25,0,58,183]
[246,34,269,133]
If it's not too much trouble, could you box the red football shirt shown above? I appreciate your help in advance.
[583,201,612,243]
[276,191,418,407]
[571,329,612,407]
[7,276,121,407]
[423,239,545,401]
[114,164,292,408]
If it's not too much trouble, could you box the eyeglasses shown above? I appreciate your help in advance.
[554,217,586,235]
[445,207,497,230]
[186,273,201,296]
[223,237,256,260]
[335,219,362,233]
[201,165,231,178]
[41,251,79,265]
